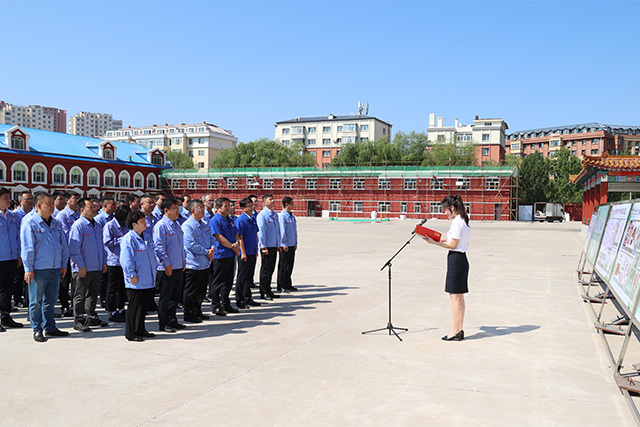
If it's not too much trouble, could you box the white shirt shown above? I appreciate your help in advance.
[447,215,470,253]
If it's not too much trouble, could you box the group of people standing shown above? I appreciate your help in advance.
[0,189,299,343]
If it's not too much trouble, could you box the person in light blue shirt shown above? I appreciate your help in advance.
[277,196,299,293]
[257,193,281,300]
[234,197,261,309]
[21,192,70,342]
[177,195,191,225]
[120,210,158,342]
[203,193,215,226]
[182,199,214,323]
[0,187,23,331]
[11,190,33,309]
[153,197,187,332]
[68,198,108,331]
[95,195,116,311]
[103,205,131,323]
[51,191,66,219]
[151,194,165,223]
[56,190,80,317]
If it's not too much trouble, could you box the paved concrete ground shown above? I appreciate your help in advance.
[1,219,635,426]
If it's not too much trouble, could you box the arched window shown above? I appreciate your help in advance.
[133,172,144,189]
[87,168,99,187]
[11,136,25,150]
[151,153,164,165]
[32,163,47,184]
[70,167,83,186]
[0,160,6,182]
[147,173,157,189]
[11,162,27,182]
[52,165,66,185]
[118,170,130,188]
[104,170,115,187]
[103,147,114,160]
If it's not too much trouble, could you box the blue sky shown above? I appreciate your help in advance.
[3,1,640,142]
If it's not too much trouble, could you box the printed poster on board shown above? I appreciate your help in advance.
[583,212,598,254]
[610,203,640,309]
[587,205,611,264]
[595,203,632,281]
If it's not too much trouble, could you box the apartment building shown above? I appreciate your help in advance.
[69,111,123,137]
[275,114,392,168]
[506,123,640,159]
[105,121,238,170]
[426,113,508,166]
[0,101,66,133]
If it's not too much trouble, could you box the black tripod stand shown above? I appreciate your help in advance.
[362,229,421,341]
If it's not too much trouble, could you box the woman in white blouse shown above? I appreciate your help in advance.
[423,195,470,341]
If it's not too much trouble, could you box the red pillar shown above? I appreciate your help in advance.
[599,181,608,205]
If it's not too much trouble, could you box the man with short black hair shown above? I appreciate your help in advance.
[56,190,80,317]
[11,191,33,309]
[21,192,70,342]
[95,196,117,308]
[52,191,66,218]
[277,196,299,293]
[152,194,166,223]
[0,187,23,331]
[104,205,131,323]
[69,198,108,332]
[257,194,281,300]
[125,194,141,213]
[153,197,187,332]
[235,198,261,308]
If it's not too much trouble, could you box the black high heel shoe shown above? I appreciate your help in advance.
[442,330,464,341]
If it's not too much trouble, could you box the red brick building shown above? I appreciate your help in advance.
[164,166,519,221]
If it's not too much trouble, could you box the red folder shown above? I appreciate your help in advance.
[415,225,442,242]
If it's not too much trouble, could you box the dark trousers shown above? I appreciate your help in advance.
[59,260,72,310]
[184,268,209,319]
[277,247,296,290]
[236,254,256,303]
[100,271,109,304]
[157,269,183,329]
[211,257,234,310]
[0,259,18,320]
[12,264,26,305]
[72,271,101,322]
[125,287,153,340]
[107,266,126,312]
[259,248,278,297]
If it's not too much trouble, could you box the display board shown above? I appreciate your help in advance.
[583,212,598,254]
[610,203,640,312]
[595,203,632,281]
[586,205,611,264]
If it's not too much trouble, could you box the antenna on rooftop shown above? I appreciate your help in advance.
[366,103,369,115]
[358,101,363,116]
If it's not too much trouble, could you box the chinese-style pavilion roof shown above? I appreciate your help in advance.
[571,152,640,184]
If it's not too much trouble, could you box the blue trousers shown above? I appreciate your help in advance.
[29,269,60,333]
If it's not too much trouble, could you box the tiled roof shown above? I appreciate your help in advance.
[582,152,640,171]
[0,124,162,166]
[508,122,640,138]
[276,115,392,127]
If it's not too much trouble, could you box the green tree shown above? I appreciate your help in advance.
[504,153,522,167]
[166,150,194,170]
[520,151,550,204]
[424,141,476,166]
[210,138,315,168]
[394,131,429,164]
[548,148,583,203]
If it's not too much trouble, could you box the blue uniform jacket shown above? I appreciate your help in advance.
[103,218,129,267]
[95,211,114,229]
[279,210,298,247]
[0,210,20,261]
[69,216,106,272]
[210,212,238,259]
[182,216,213,270]
[57,206,80,239]
[235,212,259,255]
[20,213,69,272]
[151,206,164,223]
[153,215,186,271]
[120,230,157,290]
[257,207,281,249]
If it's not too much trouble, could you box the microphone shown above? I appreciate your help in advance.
[412,218,428,234]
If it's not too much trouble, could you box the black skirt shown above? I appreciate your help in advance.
[445,251,469,294]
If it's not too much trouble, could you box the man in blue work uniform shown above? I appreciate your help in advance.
[12,191,34,309]
[257,193,281,300]
[152,194,166,223]
[210,197,242,315]
[277,196,299,293]
[69,198,108,332]
[235,197,261,309]
[95,196,116,309]
[140,194,159,312]
[0,187,23,330]
[182,199,214,323]
[21,192,70,342]
[153,197,187,332]
[56,190,80,317]
[103,205,131,323]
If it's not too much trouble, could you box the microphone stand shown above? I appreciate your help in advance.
[362,221,426,341]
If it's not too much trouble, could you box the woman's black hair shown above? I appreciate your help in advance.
[441,195,469,226]
[126,210,146,230]
[114,205,131,225]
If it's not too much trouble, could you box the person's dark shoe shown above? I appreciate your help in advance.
[261,294,273,301]
[236,302,249,309]
[279,288,291,294]
[54,313,62,319]
[10,306,18,312]
[45,328,69,337]
[88,318,108,327]
[184,316,203,324]
[1,318,24,328]
[160,326,176,333]
[169,321,186,330]
[109,312,126,323]
[287,286,299,292]
[214,308,226,316]
[246,299,261,307]
[267,293,280,299]
[140,331,155,338]
[442,330,464,341]
[223,305,239,313]
[33,331,47,342]
[127,336,144,342]
[73,323,92,332]
[63,309,73,317]
[0,324,6,332]
[198,314,210,320]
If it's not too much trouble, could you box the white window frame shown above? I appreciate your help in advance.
[133,172,144,189]
[430,202,442,214]
[87,168,100,187]
[283,178,294,189]
[378,178,390,190]
[353,178,365,190]
[404,178,417,190]
[147,173,157,189]
[485,177,500,190]
[329,178,341,189]
[227,178,238,189]
[306,178,317,190]
[69,167,83,186]
[31,162,47,184]
[263,178,273,189]
[118,170,131,188]
[353,201,363,212]
[52,164,67,185]
[378,202,391,213]
[11,161,28,183]
[329,201,341,212]
[208,178,217,189]
[104,169,116,188]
